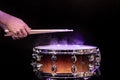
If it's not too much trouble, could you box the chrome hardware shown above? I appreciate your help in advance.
[51,64,57,76]
[88,64,95,71]
[31,62,42,72]
[71,65,77,73]
[32,54,42,61]
[71,55,77,63]
[88,54,94,62]
[51,55,57,62]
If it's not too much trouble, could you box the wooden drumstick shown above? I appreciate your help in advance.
[4,29,74,36]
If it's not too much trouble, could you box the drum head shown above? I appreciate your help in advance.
[35,44,96,50]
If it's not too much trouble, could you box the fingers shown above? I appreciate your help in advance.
[4,25,31,40]
[11,30,26,40]
[4,32,20,40]
[12,35,20,40]
[24,25,31,34]
[19,25,31,37]
[21,28,27,37]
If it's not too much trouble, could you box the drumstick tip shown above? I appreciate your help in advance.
[65,29,74,31]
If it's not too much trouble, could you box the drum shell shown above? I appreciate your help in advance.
[31,45,101,79]
[39,54,90,74]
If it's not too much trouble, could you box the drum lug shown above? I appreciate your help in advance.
[32,54,42,61]
[71,55,77,63]
[88,54,95,62]
[72,65,77,73]
[88,64,95,72]
[51,64,57,76]
[31,61,43,72]
[51,54,57,76]
[51,55,57,62]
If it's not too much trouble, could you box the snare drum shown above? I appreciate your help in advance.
[31,45,101,79]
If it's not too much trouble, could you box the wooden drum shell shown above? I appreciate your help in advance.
[39,54,89,74]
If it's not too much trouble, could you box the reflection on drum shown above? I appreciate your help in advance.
[31,45,101,80]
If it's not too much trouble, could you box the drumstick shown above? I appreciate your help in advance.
[4,29,74,36]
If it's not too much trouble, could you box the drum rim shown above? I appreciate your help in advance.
[33,45,98,54]
[35,71,94,79]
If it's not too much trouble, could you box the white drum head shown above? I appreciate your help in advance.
[35,45,96,50]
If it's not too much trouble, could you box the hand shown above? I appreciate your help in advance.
[0,10,31,40]
[4,16,31,39]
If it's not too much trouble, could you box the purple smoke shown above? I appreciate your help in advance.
[49,32,84,45]
[33,31,85,47]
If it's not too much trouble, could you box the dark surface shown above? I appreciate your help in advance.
[0,0,119,80]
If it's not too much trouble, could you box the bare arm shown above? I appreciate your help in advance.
[0,10,31,39]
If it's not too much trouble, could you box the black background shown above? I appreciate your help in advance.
[0,0,120,80]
